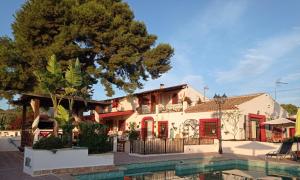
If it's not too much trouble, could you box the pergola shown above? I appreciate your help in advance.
[10,93,110,151]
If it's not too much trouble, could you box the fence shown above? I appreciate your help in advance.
[183,138,214,145]
[130,138,184,154]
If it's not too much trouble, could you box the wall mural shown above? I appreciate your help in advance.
[180,119,199,138]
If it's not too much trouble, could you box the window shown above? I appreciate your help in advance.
[200,119,219,138]
[204,122,217,137]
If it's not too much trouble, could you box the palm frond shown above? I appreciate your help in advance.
[65,60,82,87]
[46,55,62,75]
[56,105,69,124]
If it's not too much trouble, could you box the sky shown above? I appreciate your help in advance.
[0,0,300,109]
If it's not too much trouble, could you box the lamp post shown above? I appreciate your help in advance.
[213,93,227,154]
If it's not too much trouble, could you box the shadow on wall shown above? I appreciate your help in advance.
[235,141,274,156]
[271,98,288,118]
[128,96,138,112]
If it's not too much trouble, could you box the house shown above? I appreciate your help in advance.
[185,93,288,141]
[92,84,289,142]
[91,84,204,139]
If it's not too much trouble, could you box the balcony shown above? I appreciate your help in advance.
[138,103,184,114]
[158,103,183,113]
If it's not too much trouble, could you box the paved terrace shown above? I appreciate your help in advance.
[0,137,299,180]
[1,151,300,180]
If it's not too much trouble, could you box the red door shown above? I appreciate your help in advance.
[158,121,168,138]
[141,117,154,139]
[118,120,125,131]
[248,114,266,142]
[290,128,295,137]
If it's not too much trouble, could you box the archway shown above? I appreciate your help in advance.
[141,116,154,139]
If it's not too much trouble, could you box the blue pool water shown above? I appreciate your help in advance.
[75,159,300,180]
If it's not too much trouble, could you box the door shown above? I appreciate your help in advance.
[289,128,295,138]
[248,114,266,142]
[158,121,168,138]
[118,120,125,131]
[141,117,154,139]
[250,120,257,140]
[146,120,153,138]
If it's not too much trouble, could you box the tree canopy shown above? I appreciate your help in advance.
[281,104,298,116]
[0,0,174,98]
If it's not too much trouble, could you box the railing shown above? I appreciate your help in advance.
[183,138,214,145]
[117,140,126,152]
[158,103,183,113]
[130,138,184,154]
[141,105,151,114]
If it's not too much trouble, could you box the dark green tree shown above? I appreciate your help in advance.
[0,0,174,98]
[0,37,35,99]
[281,104,298,116]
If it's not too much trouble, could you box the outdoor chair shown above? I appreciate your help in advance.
[265,141,294,160]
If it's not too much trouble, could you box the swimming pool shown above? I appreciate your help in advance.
[75,158,300,179]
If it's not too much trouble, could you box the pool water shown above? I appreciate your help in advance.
[75,159,300,180]
[126,169,291,180]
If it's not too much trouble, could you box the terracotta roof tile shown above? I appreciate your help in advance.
[185,93,264,113]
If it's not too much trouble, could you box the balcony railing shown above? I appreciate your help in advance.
[158,103,183,113]
[138,103,184,114]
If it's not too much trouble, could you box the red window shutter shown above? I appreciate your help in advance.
[199,119,204,137]
[112,99,119,108]
[172,94,178,104]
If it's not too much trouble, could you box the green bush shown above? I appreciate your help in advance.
[286,136,300,143]
[78,122,111,154]
[128,130,139,140]
[33,136,64,150]
[61,123,74,146]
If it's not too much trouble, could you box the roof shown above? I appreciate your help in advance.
[185,93,264,113]
[99,110,134,119]
[10,93,110,109]
[105,84,188,101]
[83,110,134,121]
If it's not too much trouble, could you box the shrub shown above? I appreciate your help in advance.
[33,136,63,150]
[78,122,111,154]
[286,136,300,143]
[127,122,140,140]
[128,130,139,140]
[61,123,74,146]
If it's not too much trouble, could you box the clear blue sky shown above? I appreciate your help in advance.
[1,0,300,109]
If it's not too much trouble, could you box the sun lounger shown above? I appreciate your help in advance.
[265,141,294,160]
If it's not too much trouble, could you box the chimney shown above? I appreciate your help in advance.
[160,84,165,89]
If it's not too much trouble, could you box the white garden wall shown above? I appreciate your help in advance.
[23,147,114,176]
[185,141,298,157]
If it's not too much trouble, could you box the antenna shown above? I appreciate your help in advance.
[275,78,288,100]
[203,86,209,102]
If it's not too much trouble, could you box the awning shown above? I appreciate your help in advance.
[99,110,134,119]
[262,118,295,127]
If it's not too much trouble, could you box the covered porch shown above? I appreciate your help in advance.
[11,93,110,151]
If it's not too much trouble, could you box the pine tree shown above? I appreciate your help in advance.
[0,0,174,98]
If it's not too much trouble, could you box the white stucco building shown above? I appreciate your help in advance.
[89,84,289,142]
